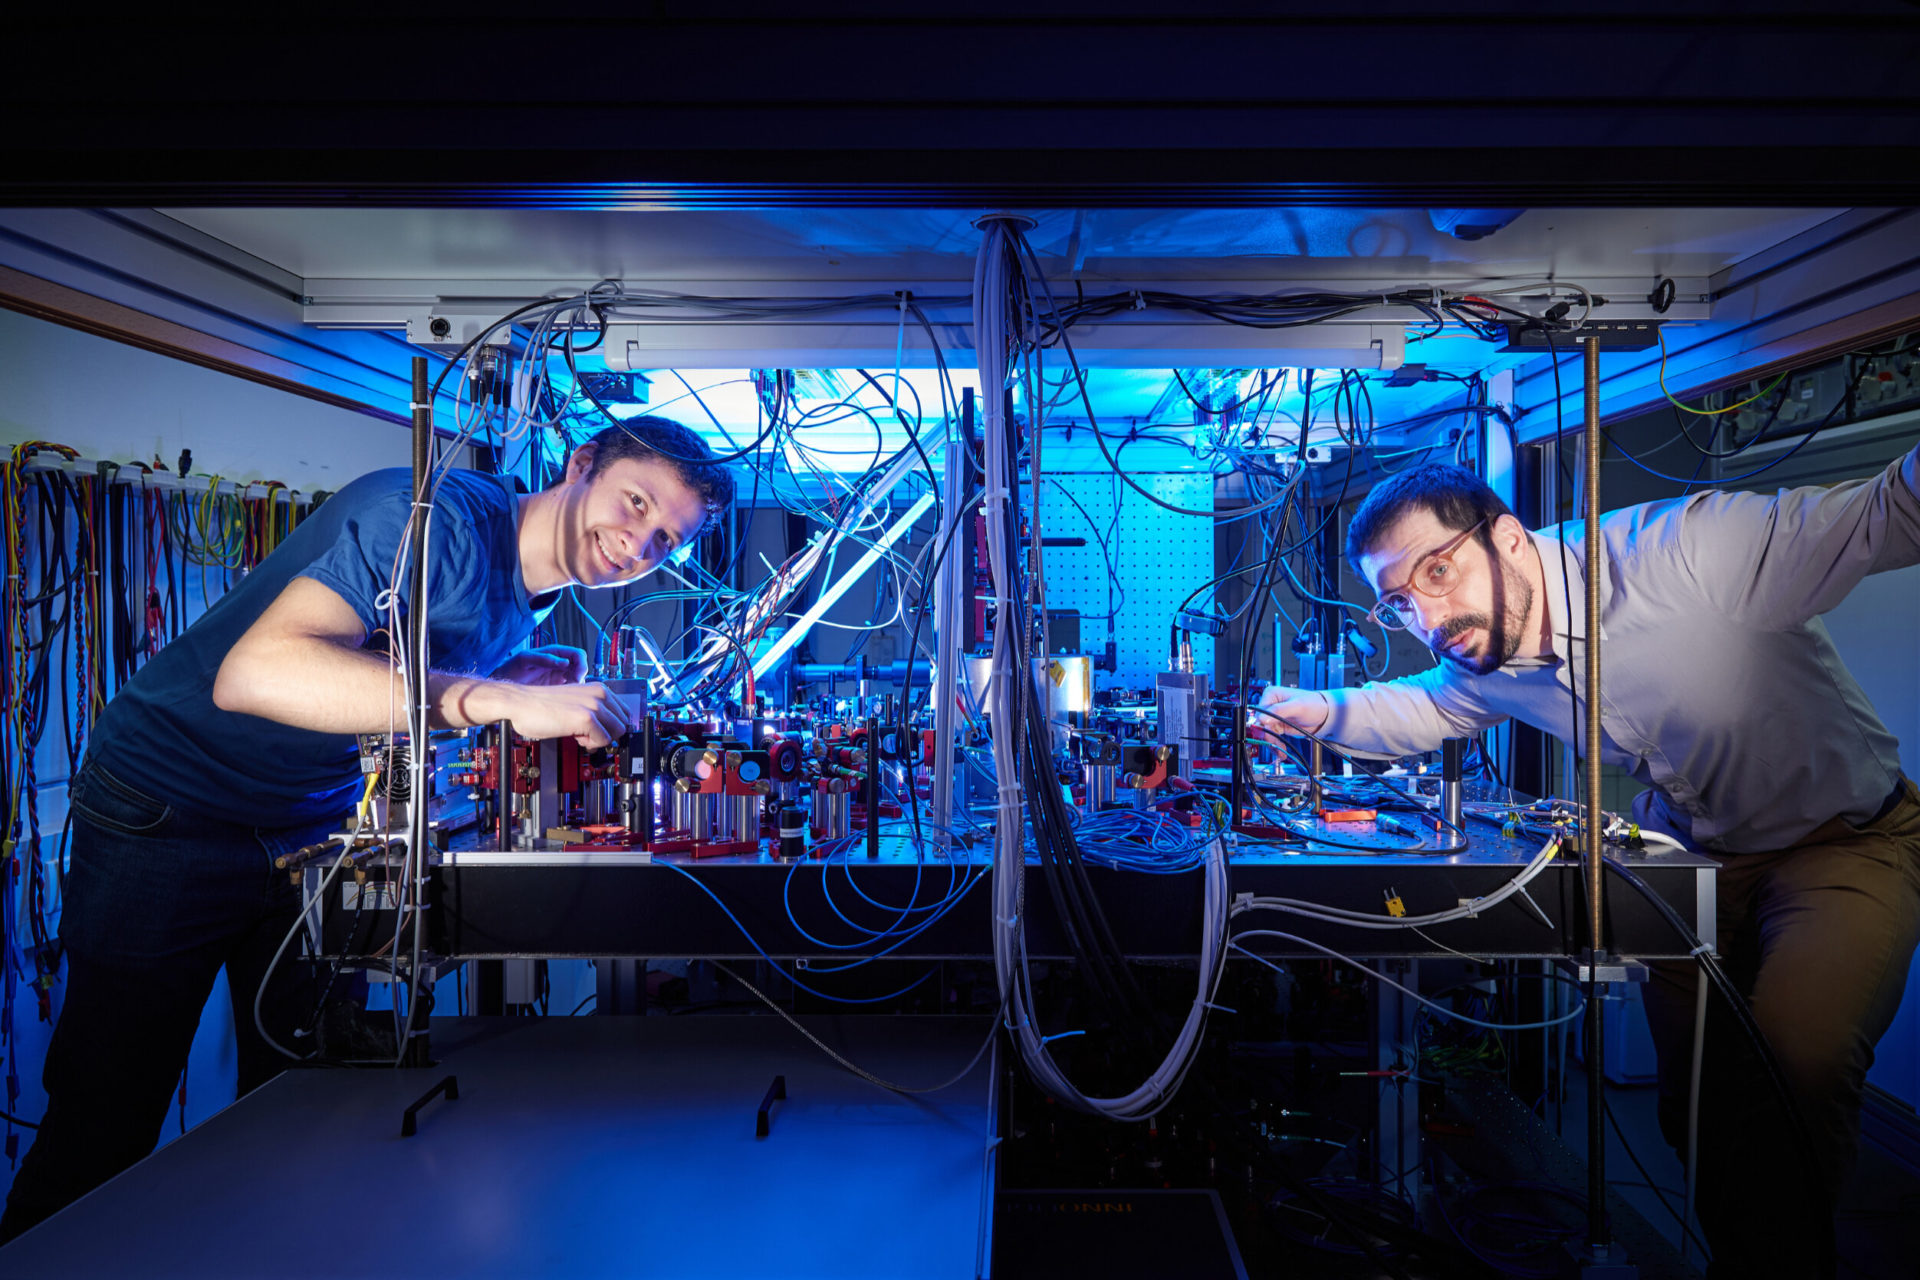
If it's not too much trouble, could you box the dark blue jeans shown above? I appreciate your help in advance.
[0,762,338,1241]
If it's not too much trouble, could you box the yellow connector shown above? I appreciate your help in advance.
[1383,887,1406,918]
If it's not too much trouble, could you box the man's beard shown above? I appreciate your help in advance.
[1430,566,1534,676]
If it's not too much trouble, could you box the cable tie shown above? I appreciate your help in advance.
[1130,290,1145,311]
[1689,942,1713,957]
[408,402,432,413]
[995,912,1019,928]
[1040,1029,1086,1045]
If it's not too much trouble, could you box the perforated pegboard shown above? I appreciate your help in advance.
[1032,472,1215,687]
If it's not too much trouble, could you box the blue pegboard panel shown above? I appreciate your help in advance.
[1032,472,1216,687]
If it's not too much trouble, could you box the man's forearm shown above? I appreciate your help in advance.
[213,633,514,734]
[1321,678,1491,757]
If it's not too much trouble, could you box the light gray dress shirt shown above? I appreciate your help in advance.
[1319,446,1920,853]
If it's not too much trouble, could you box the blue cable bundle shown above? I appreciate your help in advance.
[1067,806,1221,875]
[652,819,988,1006]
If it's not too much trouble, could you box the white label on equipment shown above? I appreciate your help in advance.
[342,882,396,911]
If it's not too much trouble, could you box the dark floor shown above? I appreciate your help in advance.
[1558,1070,1920,1280]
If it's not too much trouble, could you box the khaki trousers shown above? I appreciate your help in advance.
[1641,781,1920,1279]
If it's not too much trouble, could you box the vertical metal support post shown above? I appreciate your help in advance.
[637,716,656,844]
[596,958,647,1015]
[404,357,434,1066]
[1481,371,1520,790]
[1314,501,1345,692]
[408,358,432,747]
[534,738,562,846]
[1580,336,1613,1260]
[929,389,973,844]
[865,716,881,860]
[1372,959,1420,1200]
[494,720,513,851]
[1440,737,1465,835]
[472,960,505,1015]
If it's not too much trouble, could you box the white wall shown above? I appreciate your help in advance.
[0,308,412,489]
[0,309,417,1202]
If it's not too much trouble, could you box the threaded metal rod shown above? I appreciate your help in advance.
[1581,335,1610,1256]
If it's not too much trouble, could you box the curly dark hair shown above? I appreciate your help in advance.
[573,417,736,538]
[1344,463,1516,576]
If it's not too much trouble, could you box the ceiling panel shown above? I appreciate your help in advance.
[162,206,1843,288]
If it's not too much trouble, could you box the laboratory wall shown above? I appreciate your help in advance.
[0,308,416,1201]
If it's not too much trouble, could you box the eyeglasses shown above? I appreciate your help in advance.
[1365,518,1487,631]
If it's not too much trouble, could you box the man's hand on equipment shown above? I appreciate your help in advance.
[485,681,637,750]
[1249,685,1331,745]
[489,644,588,687]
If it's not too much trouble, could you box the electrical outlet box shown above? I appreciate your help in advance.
[405,312,515,355]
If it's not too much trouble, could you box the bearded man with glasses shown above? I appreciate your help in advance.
[1251,456,1920,1280]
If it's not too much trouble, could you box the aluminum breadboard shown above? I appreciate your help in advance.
[1032,471,1215,687]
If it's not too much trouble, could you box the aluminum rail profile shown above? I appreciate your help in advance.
[928,388,974,843]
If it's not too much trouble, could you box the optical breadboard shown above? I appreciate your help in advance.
[1033,471,1215,686]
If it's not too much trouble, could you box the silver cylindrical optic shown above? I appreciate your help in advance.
[670,787,701,835]
[812,779,852,841]
[619,780,645,839]
[583,779,616,826]
[1441,737,1465,840]
[1084,764,1116,815]
[695,793,732,843]
[730,794,762,847]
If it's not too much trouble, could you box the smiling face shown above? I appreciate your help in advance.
[1358,510,1535,676]
[554,446,712,589]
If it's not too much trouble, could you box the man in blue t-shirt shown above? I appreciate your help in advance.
[0,416,734,1241]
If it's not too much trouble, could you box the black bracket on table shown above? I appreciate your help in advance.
[400,1074,459,1137]
[865,717,880,860]
[756,1074,787,1138]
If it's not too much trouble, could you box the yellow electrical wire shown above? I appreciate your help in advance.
[354,770,380,825]
[1656,327,1788,417]
[195,475,245,568]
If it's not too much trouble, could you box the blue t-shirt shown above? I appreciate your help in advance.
[90,468,554,826]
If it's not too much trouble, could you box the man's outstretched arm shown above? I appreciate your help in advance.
[213,577,633,748]
[1682,439,1920,629]
[1253,666,1503,758]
